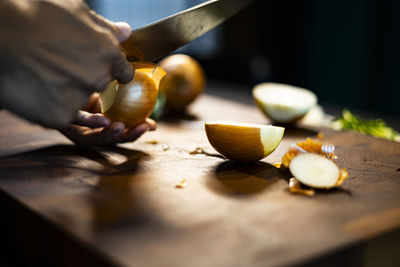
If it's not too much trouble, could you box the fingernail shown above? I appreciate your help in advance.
[149,122,157,131]
[115,22,132,37]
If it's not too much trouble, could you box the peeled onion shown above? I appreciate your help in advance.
[253,83,317,124]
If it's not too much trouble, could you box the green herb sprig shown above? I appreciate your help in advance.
[331,109,400,142]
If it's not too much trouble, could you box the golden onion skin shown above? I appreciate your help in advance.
[205,123,265,163]
[159,54,205,111]
[101,62,165,127]
[103,71,158,127]
[131,62,166,88]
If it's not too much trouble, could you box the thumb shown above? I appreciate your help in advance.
[89,10,132,43]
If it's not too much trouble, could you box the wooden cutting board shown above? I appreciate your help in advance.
[1,92,400,267]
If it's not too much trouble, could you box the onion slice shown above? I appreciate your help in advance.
[289,153,344,189]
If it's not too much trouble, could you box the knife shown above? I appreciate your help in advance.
[121,0,255,62]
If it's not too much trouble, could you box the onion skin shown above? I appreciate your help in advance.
[101,62,165,127]
[158,54,205,111]
[205,122,284,163]
[205,123,265,163]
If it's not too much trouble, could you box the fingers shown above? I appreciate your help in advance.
[87,10,134,84]
[145,118,157,131]
[88,10,132,43]
[113,122,150,143]
[84,93,102,113]
[108,120,156,143]
[73,110,110,128]
[111,52,135,84]
[60,122,125,147]
[60,119,156,147]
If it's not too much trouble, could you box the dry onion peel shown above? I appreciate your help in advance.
[100,62,166,127]
[159,54,205,111]
[282,138,349,189]
[288,178,315,196]
[176,179,188,188]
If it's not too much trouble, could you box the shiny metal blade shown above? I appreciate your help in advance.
[121,0,255,62]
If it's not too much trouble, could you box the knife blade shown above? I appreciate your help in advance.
[121,0,255,62]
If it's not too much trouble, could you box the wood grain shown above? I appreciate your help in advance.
[1,93,400,267]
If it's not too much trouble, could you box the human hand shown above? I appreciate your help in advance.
[59,93,156,147]
[0,0,134,128]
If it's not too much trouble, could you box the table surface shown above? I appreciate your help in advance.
[1,86,400,267]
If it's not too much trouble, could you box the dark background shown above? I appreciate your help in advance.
[206,0,400,119]
[88,0,400,119]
